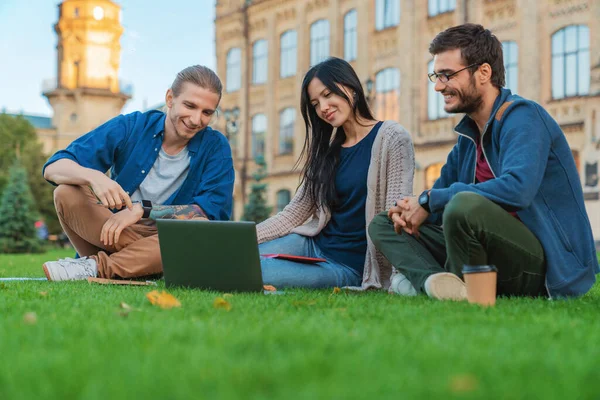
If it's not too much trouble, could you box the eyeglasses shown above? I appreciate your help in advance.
[427,63,481,83]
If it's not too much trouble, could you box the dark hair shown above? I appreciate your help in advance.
[171,65,223,100]
[298,57,375,211]
[429,23,505,88]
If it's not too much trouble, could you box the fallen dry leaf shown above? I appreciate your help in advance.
[332,287,341,294]
[223,293,234,298]
[39,291,48,297]
[23,312,37,325]
[120,302,133,310]
[213,297,232,311]
[263,285,277,292]
[449,374,478,393]
[146,290,181,309]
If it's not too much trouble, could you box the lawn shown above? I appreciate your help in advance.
[1,250,599,400]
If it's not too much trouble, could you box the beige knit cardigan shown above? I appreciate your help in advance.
[256,120,415,290]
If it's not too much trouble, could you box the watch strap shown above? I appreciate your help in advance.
[141,199,152,219]
[419,190,431,213]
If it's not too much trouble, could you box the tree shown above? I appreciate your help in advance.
[0,159,43,253]
[0,113,59,233]
[242,155,272,223]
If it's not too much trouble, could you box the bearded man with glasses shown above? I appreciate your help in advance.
[369,24,598,300]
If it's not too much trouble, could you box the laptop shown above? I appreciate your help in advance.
[156,219,264,292]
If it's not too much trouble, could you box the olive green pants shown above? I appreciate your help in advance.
[368,192,547,296]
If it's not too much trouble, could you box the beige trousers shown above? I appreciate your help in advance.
[53,184,162,279]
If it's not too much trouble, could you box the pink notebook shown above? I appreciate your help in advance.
[260,254,327,264]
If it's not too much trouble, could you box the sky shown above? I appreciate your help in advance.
[0,0,216,116]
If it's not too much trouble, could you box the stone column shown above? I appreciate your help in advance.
[517,0,541,102]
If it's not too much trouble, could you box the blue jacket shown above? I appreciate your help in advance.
[43,110,235,221]
[428,88,598,298]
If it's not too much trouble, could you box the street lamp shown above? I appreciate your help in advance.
[223,106,240,145]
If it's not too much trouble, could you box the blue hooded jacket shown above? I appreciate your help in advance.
[428,88,598,298]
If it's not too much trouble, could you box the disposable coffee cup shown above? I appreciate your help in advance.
[462,265,498,306]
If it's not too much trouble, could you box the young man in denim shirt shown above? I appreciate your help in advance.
[370,24,598,300]
[42,65,234,281]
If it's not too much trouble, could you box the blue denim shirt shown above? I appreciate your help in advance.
[43,110,234,221]
[427,88,598,298]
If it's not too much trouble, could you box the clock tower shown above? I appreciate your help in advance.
[43,0,131,151]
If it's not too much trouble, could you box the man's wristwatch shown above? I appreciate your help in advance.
[141,199,152,219]
[418,190,431,213]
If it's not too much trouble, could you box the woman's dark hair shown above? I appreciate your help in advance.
[298,57,375,211]
[429,23,506,88]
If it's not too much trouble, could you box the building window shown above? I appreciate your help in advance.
[502,41,518,94]
[344,9,357,62]
[552,25,590,99]
[428,0,456,17]
[226,48,241,92]
[276,190,292,212]
[585,162,598,188]
[375,0,399,31]
[427,60,448,120]
[375,68,400,121]
[279,108,295,155]
[280,30,297,78]
[252,40,268,85]
[252,114,267,159]
[425,163,443,190]
[310,19,330,66]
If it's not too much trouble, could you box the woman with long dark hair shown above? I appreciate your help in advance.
[256,57,415,291]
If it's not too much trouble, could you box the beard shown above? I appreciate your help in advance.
[443,75,483,115]
[169,113,200,139]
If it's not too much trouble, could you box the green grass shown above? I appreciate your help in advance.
[1,250,600,400]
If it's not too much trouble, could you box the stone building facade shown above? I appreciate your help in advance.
[215,0,600,239]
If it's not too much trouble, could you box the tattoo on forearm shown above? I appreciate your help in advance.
[149,205,207,220]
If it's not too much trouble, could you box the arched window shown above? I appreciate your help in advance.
[310,20,330,66]
[344,10,357,62]
[375,68,400,121]
[276,189,292,212]
[280,30,297,78]
[252,40,268,84]
[279,108,295,155]
[427,60,448,120]
[502,41,518,94]
[375,0,399,31]
[428,0,456,17]
[226,48,241,92]
[252,114,267,159]
[552,25,590,99]
[425,163,443,190]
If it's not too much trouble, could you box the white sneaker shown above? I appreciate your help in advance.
[43,257,98,281]
[424,272,467,301]
[389,271,417,296]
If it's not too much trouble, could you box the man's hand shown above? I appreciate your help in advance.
[100,203,144,247]
[398,197,429,236]
[89,171,133,211]
[388,201,408,235]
